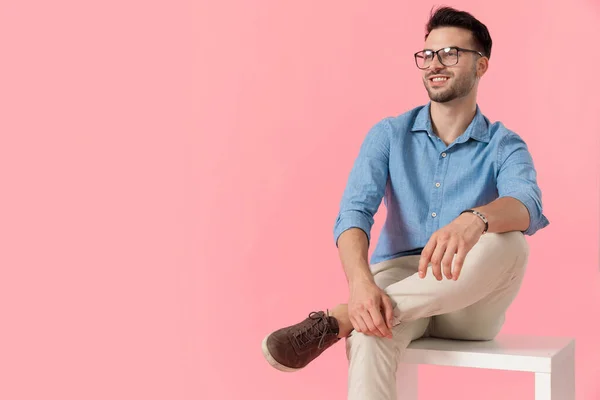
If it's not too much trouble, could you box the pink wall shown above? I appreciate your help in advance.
[1,0,599,399]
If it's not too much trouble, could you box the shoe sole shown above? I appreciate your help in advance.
[261,334,302,373]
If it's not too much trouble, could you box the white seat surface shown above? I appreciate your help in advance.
[402,335,575,373]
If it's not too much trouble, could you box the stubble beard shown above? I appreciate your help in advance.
[425,65,477,103]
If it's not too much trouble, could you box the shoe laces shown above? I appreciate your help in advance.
[293,310,333,350]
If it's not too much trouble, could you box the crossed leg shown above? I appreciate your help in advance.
[346,231,529,400]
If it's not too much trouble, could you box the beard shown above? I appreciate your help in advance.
[424,65,477,103]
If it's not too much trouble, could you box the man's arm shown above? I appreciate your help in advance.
[418,132,549,281]
[490,132,550,235]
[417,189,534,282]
[333,118,392,248]
[470,196,530,233]
[337,228,373,286]
[337,227,394,338]
[332,119,395,338]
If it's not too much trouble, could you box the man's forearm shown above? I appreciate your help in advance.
[337,197,528,286]
[472,196,530,233]
[337,228,374,285]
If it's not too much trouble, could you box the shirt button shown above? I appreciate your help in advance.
[431,212,437,217]
[441,152,447,157]
[435,182,441,188]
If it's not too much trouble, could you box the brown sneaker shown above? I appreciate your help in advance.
[261,310,340,372]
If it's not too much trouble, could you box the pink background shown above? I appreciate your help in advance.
[1,0,599,399]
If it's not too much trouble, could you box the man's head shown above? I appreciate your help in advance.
[416,7,492,104]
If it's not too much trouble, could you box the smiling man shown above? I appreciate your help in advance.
[261,6,549,399]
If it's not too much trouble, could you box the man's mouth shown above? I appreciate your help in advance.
[429,76,450,86]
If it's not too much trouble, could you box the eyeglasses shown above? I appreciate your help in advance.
[414,46,484,69]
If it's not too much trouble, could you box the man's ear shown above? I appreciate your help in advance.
[477,57,489,78]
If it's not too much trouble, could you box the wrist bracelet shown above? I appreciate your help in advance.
[460,209,488,234]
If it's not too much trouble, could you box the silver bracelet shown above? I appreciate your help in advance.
[461,209,488,234]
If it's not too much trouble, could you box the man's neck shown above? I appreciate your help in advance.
[429,97,477,146]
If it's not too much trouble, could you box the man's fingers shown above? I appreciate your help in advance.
[360,310,381,337]
[442,240,458,280]
[418,253,429,278]
[350,314,368,334]
[452,244,468,280]
[430,241,447,281]
[418,239,436,278]
[349,316,358,332]
[382,295,394,332]
[368,307,391,338]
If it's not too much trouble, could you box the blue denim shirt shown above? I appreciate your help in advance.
[333,102,549,265]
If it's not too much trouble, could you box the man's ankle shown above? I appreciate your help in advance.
[329,304,352,338]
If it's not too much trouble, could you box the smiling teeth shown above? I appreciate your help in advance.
[433,77,448,81]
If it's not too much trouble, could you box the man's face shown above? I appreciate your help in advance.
[421,27,482,103]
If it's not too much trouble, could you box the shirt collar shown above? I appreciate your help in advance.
[410,101,490,143]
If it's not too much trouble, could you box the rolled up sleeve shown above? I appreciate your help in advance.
[333,118,391,246]
[496,133,550,236]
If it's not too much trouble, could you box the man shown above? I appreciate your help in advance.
[261,6,549,399]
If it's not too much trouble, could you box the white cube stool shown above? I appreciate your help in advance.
[397,335,575,399]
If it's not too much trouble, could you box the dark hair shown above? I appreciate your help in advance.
[425,6,492,60]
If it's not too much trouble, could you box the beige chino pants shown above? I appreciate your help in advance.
[345,231,530,400]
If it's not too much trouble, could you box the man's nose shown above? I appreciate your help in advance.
[429,54,444,70]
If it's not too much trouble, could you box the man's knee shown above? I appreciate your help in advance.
[470,231,529,273]
[480,231,529,256]
[345,331,395,362]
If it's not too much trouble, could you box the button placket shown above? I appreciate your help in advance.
[428,151,449,230]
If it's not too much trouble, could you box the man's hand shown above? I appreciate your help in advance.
[418,212,485,281]
[348,278,394,338]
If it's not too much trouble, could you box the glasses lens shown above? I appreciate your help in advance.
[415,51,433,69]
[439,47,458,66]
[415,48,459,68]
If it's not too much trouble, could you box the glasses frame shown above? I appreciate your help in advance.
[414,46,484,69]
